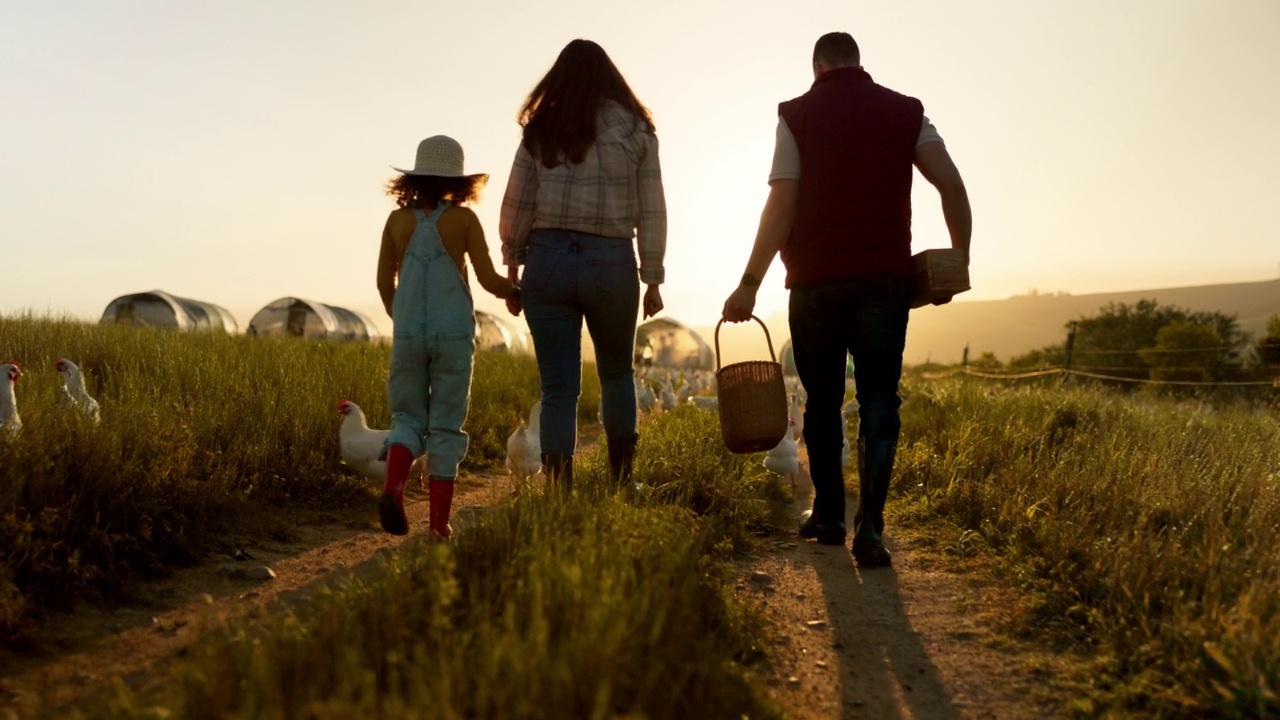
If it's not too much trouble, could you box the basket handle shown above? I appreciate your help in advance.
[714,315,777,371]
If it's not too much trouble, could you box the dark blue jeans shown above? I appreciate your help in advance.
[789,275,910,525]
[521,229,640,456]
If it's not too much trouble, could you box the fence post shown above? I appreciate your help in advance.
[962,344,969,369]
[1062,321,1079,382]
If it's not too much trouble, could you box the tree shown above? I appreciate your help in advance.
[1139,321,1224,382]
[1258,313,1280,367]
[1009,300,1250,382]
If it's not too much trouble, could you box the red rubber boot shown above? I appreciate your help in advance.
[380,445,412,535]
[428,477,455,539]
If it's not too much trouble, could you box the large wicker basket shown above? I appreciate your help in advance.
[715,316,789,454]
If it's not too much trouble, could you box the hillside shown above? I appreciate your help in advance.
[695,278,1280,367]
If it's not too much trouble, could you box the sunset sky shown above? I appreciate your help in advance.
[3,0,1278,336]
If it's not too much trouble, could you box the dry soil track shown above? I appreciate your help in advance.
[1,446,1070,719]
[744,448,1067,719]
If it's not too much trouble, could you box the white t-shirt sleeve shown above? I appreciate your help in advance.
[769,117,802,183]
[768,113,944,183]
[918,115,943,146]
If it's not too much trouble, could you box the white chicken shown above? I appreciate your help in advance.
[338,399,391,483]
[788,392,804,444]
[688,395,718,411]
[659,377,677,413]
[1,362,21,438]
[505,400,543,493]
[763,422,800,485]
[675,377,694,405]
[636,378,657,416]
[841,400,857,470]
[54,358,101,424]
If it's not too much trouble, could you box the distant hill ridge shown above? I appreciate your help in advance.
[695,278,1280,367]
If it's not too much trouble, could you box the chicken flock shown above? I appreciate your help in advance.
[1,358,102,438]
[333,366,850,499]
[0,352,845,515]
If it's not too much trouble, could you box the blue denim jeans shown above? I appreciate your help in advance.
[521,229,640,455]
[789,275,910,523]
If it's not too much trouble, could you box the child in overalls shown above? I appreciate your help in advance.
[376,135,517,536]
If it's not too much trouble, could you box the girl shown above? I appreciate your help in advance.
[377,135,517,536]
[499,39,667,492]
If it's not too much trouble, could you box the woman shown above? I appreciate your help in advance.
[500,39,666,492]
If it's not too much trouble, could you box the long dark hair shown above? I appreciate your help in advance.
[385,174,487,209]
[518,39,655,168]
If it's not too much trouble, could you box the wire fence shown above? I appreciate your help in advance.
[920,365,1280,387]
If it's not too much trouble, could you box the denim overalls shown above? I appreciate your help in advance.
[386,202,476,478]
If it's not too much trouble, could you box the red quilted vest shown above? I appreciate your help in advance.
[778,67,923,287]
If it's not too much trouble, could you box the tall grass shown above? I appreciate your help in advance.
[67,408,783,719]
[0,315,571,635]
[896,380,1280,718]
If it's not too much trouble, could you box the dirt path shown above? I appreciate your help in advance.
[743,448,1067,719]
[0,471,516,717]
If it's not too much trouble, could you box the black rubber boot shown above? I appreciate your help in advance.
[606,434,638,488]
[801,425,847,545]
[852,438,895,567]
[542,453,574,494]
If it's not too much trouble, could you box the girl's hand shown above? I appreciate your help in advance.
[643,284,663,319]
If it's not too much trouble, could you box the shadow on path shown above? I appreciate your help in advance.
[793,462,962,719]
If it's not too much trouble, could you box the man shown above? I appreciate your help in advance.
[722,32,971,567]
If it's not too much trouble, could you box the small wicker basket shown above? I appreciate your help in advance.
[715,316,789,454]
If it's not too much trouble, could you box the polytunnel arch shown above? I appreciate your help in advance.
[247,297,380,341]
[634,317,714,370]
[101,290,239,332]
[474,310,531,353]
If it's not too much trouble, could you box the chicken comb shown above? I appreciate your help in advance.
[338,398,350,409]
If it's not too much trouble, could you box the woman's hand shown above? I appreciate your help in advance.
[643,284,663,319]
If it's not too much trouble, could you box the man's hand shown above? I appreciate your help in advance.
[722,284,758,322]
[643,285,663,319]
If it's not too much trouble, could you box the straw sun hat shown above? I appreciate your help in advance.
[392,135,487,179]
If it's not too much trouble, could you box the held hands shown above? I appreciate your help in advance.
[505,267,522,317]
[506,290,523,317]
[722,284,757,323]
[643,284,663,319]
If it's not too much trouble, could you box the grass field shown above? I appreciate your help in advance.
[64,408,788,720]
[0,315,596,636]
[5,315,1280,717]
[895,380,1280,718]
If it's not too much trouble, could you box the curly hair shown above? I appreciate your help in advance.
[385,174,487,209]
[518,39,654,169]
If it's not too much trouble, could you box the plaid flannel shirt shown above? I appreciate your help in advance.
[499,101,667,284]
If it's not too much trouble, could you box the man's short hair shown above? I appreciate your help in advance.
[813,32,860,68]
